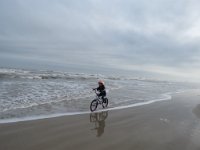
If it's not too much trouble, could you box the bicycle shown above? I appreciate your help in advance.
[90,89,108,112]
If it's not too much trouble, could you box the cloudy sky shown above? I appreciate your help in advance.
[1,0,200,80]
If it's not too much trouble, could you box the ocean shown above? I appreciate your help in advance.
[0,68,198,123]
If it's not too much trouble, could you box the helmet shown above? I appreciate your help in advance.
[98,80,104,85]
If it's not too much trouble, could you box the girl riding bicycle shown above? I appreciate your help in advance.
[93,80,106,100]
[90,80,108,111]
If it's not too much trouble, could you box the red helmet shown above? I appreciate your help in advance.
[98,80,104,85]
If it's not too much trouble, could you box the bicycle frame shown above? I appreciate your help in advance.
[94,89,104,104]
[90,89,108,112]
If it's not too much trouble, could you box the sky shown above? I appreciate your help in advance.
[1,0,200,81]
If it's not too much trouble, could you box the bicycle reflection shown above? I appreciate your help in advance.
[90,111,108,137]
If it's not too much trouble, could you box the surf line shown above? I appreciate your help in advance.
[0,93,173,124]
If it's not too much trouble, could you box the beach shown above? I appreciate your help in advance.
[0,90,200,150]
[1,1,200,150]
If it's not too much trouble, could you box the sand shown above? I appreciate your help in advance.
[1,90,200,150]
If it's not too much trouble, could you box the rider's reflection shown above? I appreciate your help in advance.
[90,111,108,137]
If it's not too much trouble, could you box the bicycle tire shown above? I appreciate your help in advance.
[90,99,98,112]
[102,98,108,108]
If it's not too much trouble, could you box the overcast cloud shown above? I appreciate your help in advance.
[1,0,200,80]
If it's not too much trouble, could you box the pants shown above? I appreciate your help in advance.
[98,91,106,98]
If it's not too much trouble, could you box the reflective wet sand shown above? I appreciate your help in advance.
[1,90,200,150]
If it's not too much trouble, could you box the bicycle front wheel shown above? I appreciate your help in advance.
[90,99,98,112]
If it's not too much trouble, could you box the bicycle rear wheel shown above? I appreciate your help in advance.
[102,98,108,108]
[90,99,98,112]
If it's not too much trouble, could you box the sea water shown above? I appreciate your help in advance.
[0,68,198,123]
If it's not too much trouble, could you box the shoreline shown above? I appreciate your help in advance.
[1,90,200,150]
[0,91,173,124]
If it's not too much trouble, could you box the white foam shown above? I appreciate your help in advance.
[0,93,172,124]
[104,93,172,111]
[0,111,91,124]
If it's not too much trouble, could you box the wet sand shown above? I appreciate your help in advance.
[1,90,200,150]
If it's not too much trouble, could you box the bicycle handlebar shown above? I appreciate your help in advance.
[93,89,98,95]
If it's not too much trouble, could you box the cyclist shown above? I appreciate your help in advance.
[93,80,106,100]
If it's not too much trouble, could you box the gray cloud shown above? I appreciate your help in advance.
[1,0,200,79]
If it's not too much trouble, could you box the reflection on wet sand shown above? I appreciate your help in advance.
[193,104,200,119]
[90,111,108,137]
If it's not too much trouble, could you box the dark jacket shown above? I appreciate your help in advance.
[97,85,106,97]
